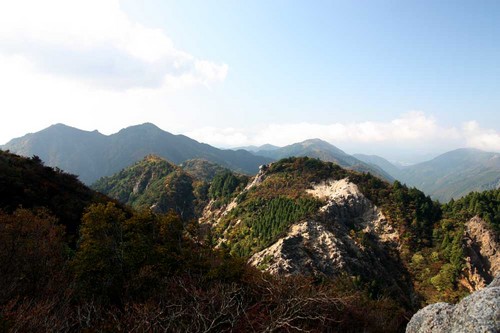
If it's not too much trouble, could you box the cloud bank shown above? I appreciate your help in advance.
[186,112,500,153]
[0,0,229,144]
[0,0,228,90]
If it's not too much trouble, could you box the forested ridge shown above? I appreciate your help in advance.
[0,151,498,332]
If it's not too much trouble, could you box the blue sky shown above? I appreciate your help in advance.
[121,0,500,123]
[1,0,499,162]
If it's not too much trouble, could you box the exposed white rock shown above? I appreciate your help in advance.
[307,178,399,244]
[245,164,268,191]
[248,220,354,275]
[306,178,362,202]
[249,178,401,279]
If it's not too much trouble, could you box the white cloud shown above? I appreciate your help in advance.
[186,127,250,147]
[0,52,196,144]
[186,112,500,154]
[0,0,228,90]
[187,112,462,148]
[463,121,500,151]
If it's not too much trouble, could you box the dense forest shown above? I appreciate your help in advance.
[0,151,498,332]
[0,151,407,332]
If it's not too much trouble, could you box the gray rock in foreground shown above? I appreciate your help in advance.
[406,276,500,333]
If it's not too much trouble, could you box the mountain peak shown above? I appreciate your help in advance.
[300,138,330,146]
[121,122,163,133]
[3,123,271,184]
[42,123,104,137]
[45,123,80,132]
[142,154,166,162]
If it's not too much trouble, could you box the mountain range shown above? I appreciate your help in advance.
[355,149,500,202]
[1,124,390,184]
[1,149,499,331]
[1,123,272,184]
[2,122,500,202]
[249,138,395,181]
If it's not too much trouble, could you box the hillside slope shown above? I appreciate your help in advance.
[201,157,499,306]
[0,149,110,235]
[354,149,500,202]
[400,148,500,202]
[353,153,404,179]
[92,155,198,219]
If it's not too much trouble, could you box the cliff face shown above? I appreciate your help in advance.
[461,216,500,291]
[200,163,415,303]
[406,276,500,333]
[248,178,400,279]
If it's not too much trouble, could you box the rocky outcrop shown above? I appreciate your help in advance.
[406,276,500,333]
[248,220,357,275]
[461,216,500,291]
[248,178,411,302]
[199,164,267,231]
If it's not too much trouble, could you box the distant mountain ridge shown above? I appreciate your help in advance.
[1,123,272,184]
[4,124,500,202]
[234,144,280,152]
[355,148,500,202]
[353,153,404,179]
[253,138,395,182]
[399,148,500,202]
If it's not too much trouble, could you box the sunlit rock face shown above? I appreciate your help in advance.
[249,178,400,283]
[460,216,500,292]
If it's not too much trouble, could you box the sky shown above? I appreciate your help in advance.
[0,0,499,163]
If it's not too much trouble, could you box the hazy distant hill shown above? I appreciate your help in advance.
[1,123,272,184]
[253,139,394,181]
[355,149,500,202]
[353,153,403,179]
[235,144,280,152]
[399,148,500,202]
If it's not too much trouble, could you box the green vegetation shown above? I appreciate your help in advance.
[225,196,321,257]
[92,155,176,203]
[0,150,109,236]
[180,158,229,181]
[92,155,197,219]
[1,152,498,331]
[208,171,248,205]
[443,189,500,232]
[406,189,500,300]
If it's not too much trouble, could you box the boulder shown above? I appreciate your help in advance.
[406,276,500,333]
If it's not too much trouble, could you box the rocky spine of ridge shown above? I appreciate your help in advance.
[200,162,415,304]
[248,178,400,277]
